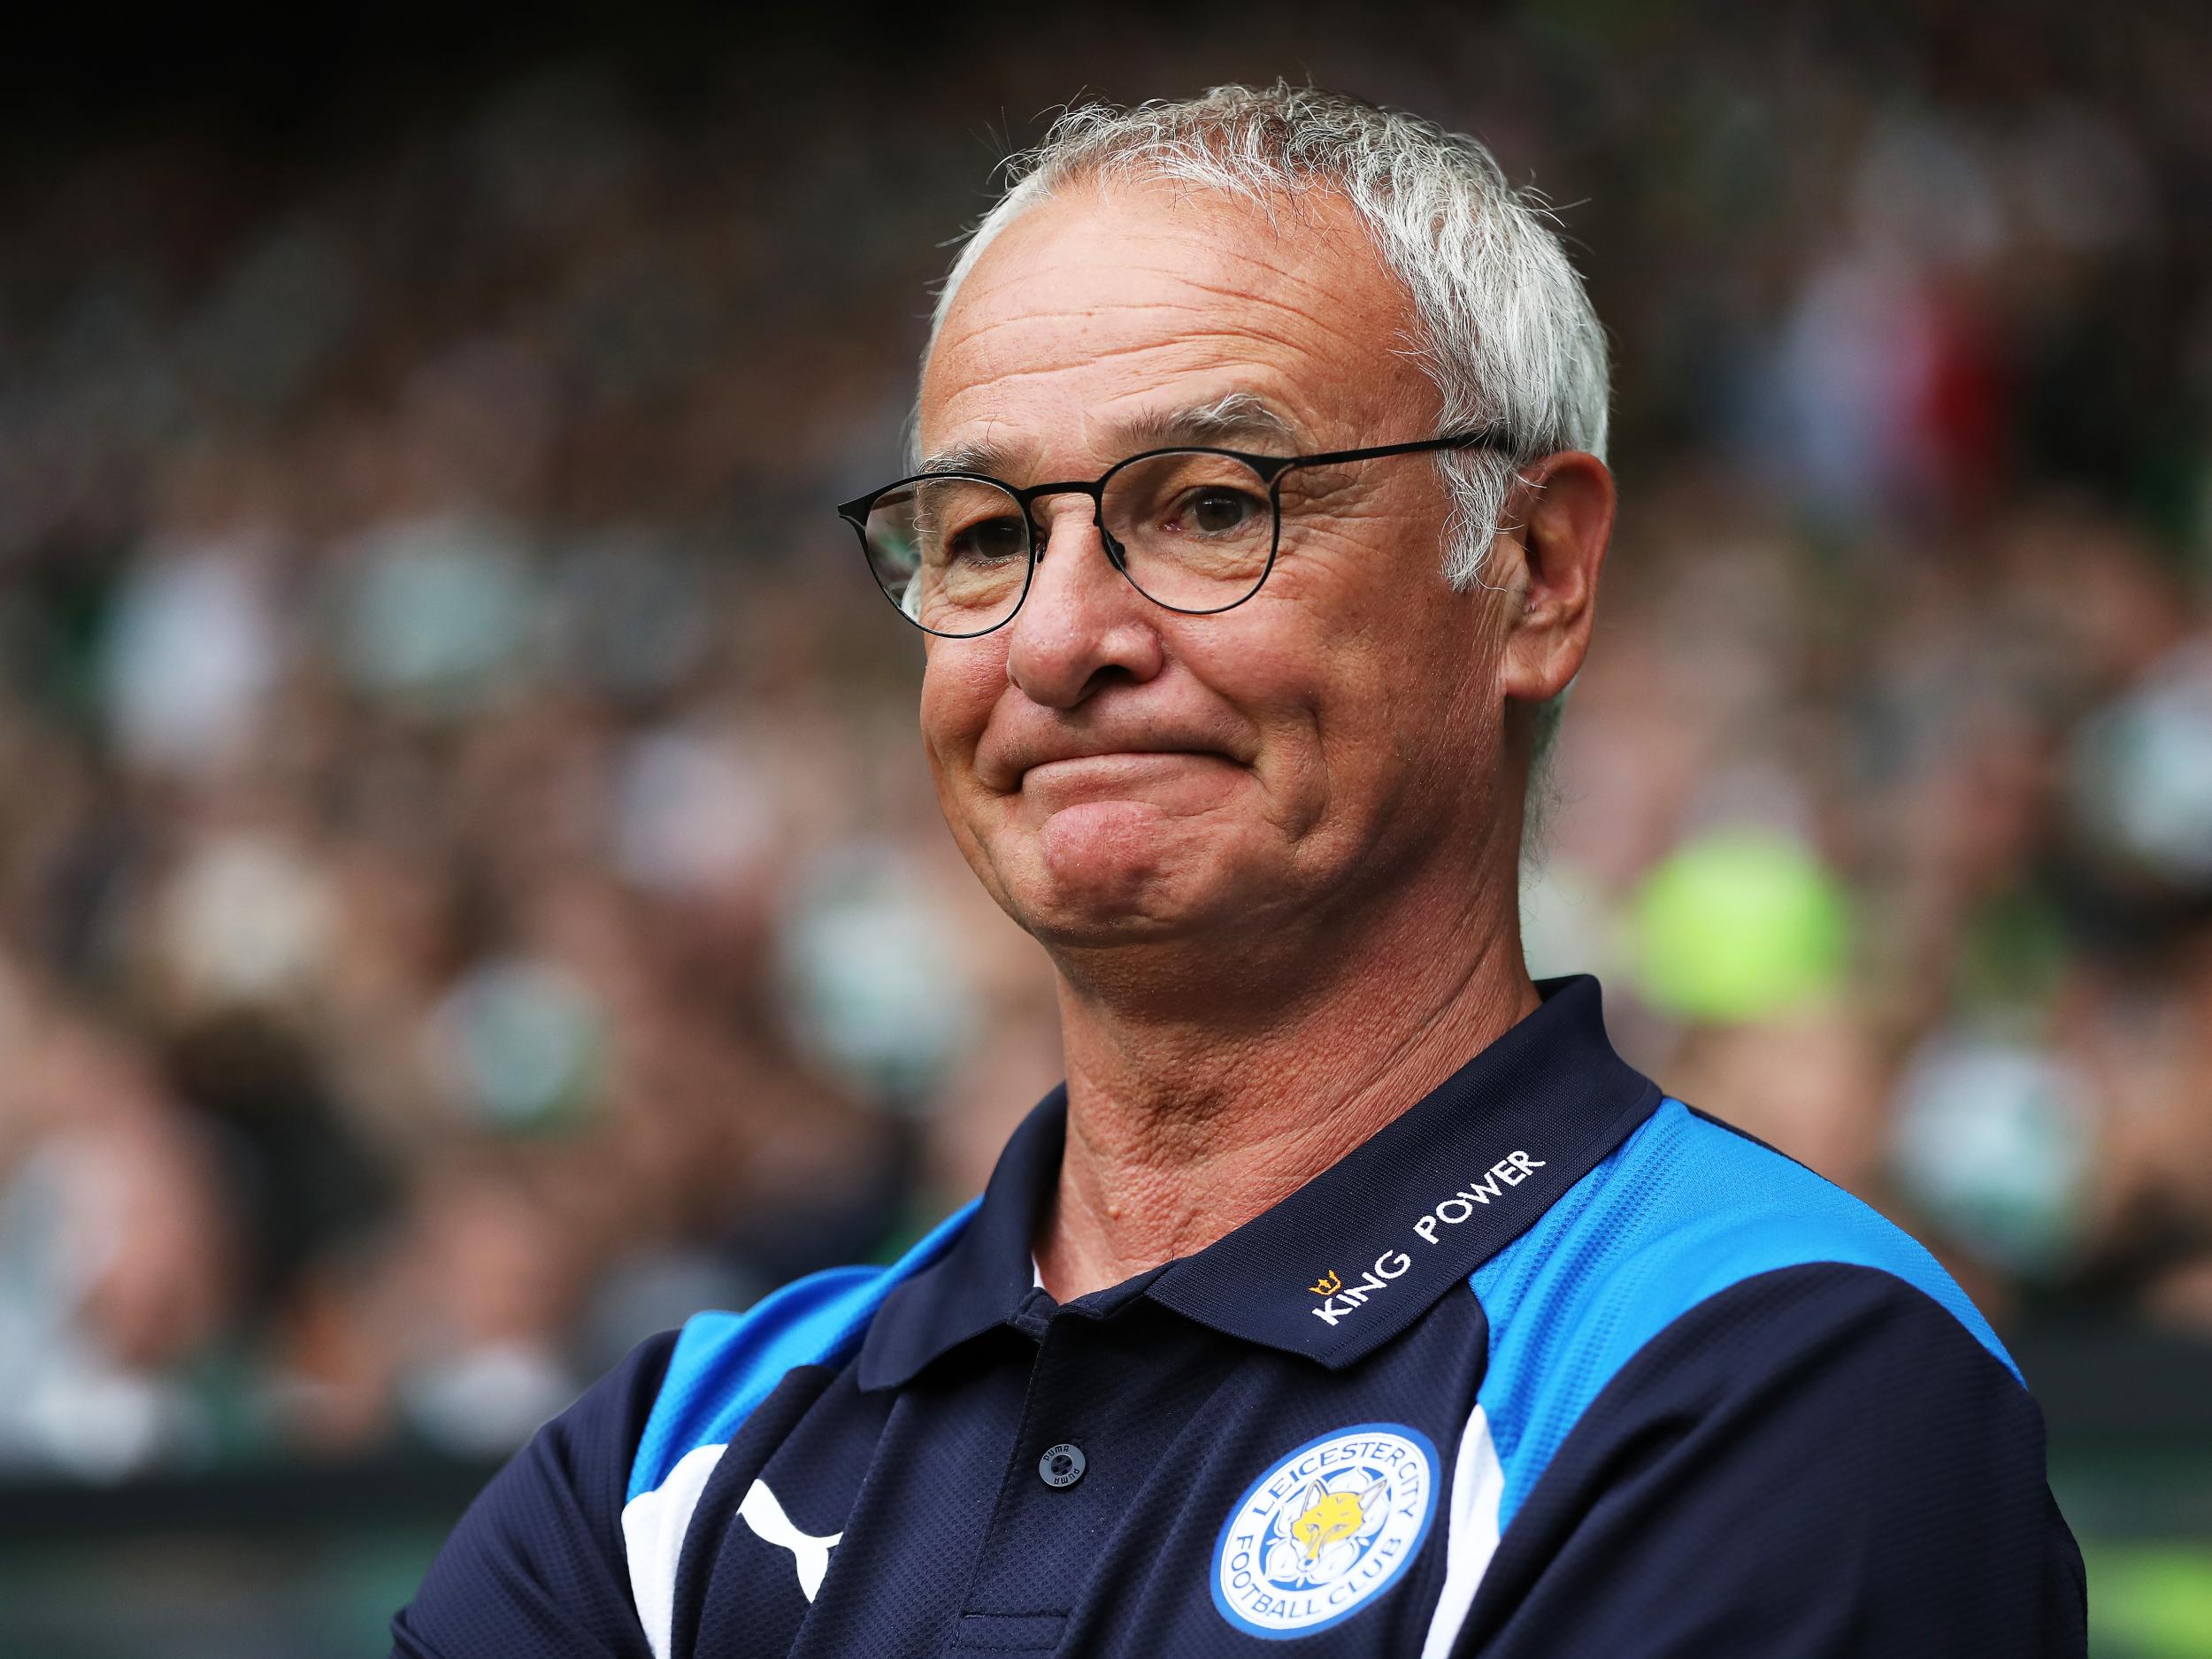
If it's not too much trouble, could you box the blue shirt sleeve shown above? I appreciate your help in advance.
[392,1332,675,1659]
[1459,1263,2086,1656]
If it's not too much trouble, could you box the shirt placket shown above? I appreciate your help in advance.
[936,1286,1168,1656]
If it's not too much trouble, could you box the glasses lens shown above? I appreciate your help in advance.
[862,476,1032,636]
[1101,450,1277,611]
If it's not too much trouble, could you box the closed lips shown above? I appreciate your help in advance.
[977,726,1252,791]
[1023,748,1219,776]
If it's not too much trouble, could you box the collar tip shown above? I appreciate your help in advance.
[851,1347,911,1394]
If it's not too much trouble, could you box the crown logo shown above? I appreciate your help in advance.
[1309,1269,1342,1295]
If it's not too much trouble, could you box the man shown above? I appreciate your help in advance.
[396,84,2085,1657]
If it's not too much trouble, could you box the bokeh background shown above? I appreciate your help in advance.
[3,4,2209,1653]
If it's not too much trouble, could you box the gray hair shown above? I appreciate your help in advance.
[918,82,1609,827]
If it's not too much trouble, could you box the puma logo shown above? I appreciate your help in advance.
[738,1479,841,1602]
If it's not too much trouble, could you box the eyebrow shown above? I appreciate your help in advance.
[916,392,1301,480]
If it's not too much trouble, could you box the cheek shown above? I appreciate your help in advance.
[1283,587,1495,805]
[919,644,1004,779]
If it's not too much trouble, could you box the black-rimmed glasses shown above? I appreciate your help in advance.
[835,431,1505,638]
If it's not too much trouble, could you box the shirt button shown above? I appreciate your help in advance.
[1038,1443,1087,1489]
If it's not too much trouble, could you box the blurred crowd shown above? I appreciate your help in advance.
[2,7,2209,1482]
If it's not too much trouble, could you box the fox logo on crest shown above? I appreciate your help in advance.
[1281,1477,1391,1572]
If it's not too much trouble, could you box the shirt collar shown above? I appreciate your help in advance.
[857,973,1660,1390]
[856,1087,1071,1391]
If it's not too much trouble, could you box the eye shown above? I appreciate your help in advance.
[947,515,1028,564]
[1178,486,1264,536]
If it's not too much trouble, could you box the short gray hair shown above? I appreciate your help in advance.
[920,81,1610,596]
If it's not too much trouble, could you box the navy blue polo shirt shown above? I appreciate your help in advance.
[394,975,2085,1657]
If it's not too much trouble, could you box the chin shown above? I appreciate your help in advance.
[997,824,1244,947]
[1023,884,1216,939]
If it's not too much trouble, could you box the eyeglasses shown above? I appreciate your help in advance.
[834,431,1505,638]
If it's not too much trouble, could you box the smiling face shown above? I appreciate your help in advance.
[915,178,1523,964]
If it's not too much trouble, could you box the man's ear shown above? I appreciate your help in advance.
[1494,451,1614,707]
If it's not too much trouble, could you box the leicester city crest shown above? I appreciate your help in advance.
[1210,1423,1438,1639]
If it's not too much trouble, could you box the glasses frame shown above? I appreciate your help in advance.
[835,429,1508,638]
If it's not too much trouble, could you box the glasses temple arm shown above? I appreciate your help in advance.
[1281,432,1506,471]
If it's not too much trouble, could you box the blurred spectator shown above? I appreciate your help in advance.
[0,10,2209,1485]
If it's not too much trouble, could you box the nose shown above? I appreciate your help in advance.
[1002,495,1164,709]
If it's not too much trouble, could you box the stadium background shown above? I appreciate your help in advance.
[3,4,2209,1652]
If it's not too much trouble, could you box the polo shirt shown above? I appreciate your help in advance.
[393,974,2085,1657]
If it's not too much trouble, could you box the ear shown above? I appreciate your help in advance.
[1357,1479,1389,1515]
[1490,450,1615,709]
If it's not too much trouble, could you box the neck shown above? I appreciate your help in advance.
[1031,853,1540,1302]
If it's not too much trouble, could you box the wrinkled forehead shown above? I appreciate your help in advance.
[918,176,1432,478]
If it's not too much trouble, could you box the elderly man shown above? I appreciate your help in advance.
[396,85,2085,1657]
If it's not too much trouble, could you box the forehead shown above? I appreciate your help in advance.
[919,176,1432,471]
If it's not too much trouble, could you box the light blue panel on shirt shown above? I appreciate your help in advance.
[626,1198,980,1502]
[1469,1098,2020,1536]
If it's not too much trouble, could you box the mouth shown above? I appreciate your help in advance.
[1013,749,1241,802]
[1018,752,1212,779]
[1020,749,1229,781]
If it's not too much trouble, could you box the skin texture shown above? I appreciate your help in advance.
[915,175,1615,1299]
